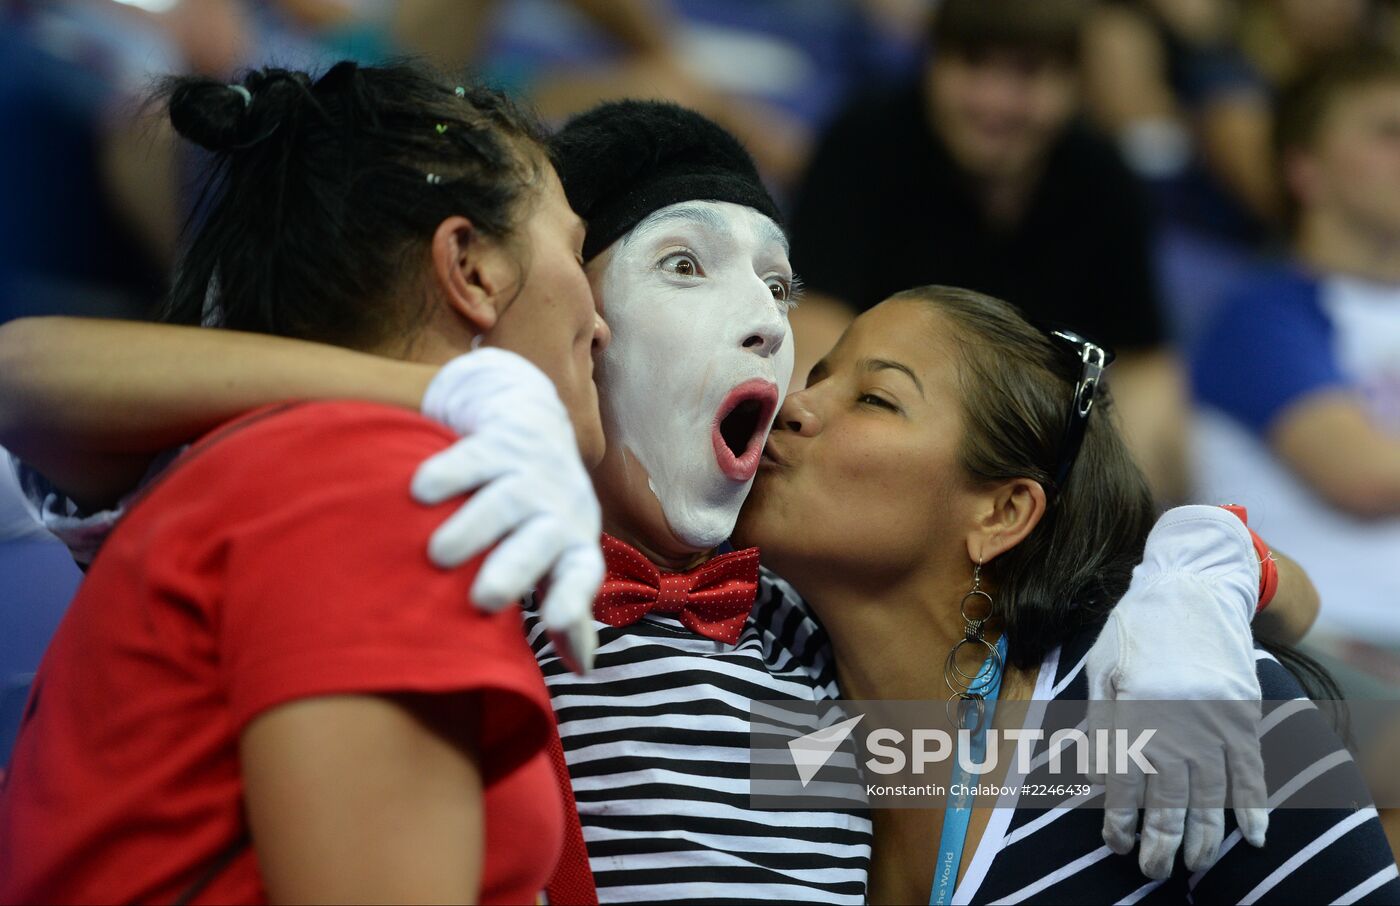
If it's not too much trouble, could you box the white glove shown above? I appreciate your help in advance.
[1085,505,1268,879]
[411,348,603,673]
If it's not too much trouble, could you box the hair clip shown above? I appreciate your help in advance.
[426,173,443,185]
[435,123,448,135]
[228,84,252,107]
[454,86,466,98]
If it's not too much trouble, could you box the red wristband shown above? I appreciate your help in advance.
[1220,505,1279,613]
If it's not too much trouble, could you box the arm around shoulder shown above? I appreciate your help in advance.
[0,317,436,509]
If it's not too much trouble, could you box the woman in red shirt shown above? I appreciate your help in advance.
[0,61,606,904]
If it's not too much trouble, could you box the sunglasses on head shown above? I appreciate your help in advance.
[1044,328,1115,501]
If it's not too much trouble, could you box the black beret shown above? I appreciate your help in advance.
[551,100,782,261]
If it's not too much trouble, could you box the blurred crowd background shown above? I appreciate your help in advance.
[2,0,1400,807]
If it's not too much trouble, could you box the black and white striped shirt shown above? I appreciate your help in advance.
[954,628,1400,905]
[524,569,872,905]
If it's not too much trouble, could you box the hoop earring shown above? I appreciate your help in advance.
[943,561,1003,730]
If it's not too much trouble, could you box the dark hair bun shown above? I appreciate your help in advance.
[165,69,311,152]
[167,76,255,151]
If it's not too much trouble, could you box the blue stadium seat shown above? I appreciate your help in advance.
[0,539,80,765]
[0,674,34,768]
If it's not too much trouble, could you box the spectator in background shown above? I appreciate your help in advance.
[0,0,357,323]
[1080,1,1400,347]
[1082,1,1400,237]
[391,0,840,191]
[787,0,1191,502]
[1192,48,1400,644]
[1238,0,1394,90]
[1083,0,1279,244]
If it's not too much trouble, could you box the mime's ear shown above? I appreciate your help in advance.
[965,477,1047,565]
[431,215,513,334]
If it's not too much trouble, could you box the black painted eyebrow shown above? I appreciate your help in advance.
[619,202,728,248]
[618,202,790,257]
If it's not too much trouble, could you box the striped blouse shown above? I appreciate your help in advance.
[955,627,1400,905]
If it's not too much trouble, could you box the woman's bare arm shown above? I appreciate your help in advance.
[0,317,435,509]
[241,693,484,904]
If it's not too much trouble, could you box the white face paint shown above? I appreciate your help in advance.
[593,200,797,550]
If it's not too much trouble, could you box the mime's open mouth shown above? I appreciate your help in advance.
[712,380,780,481]
[721,399,763,457]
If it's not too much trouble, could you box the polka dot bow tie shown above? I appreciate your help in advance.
[594,534,761,645]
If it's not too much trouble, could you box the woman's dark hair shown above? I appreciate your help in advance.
[158,60,550,350]
[893,285,1342,702]
[892,286,1155,671]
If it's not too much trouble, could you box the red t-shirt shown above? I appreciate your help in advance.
[0,402,563,904]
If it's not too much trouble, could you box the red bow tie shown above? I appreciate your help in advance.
[593,535,760,645]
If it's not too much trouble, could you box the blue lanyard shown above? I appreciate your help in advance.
[929,634,1008,906]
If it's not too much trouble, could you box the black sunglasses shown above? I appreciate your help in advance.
[1045,329,1115,500]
